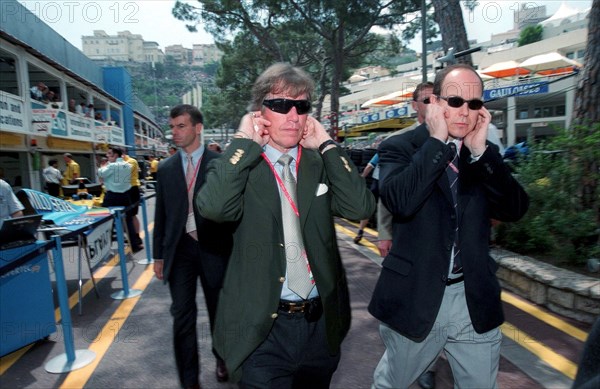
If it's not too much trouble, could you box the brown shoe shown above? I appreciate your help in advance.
[216,358,228,382]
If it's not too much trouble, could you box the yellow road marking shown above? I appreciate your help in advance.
[342,220,378,237]
[0,222,155,376]
[336,224,380,254]
[59,266,155,389]
[501,292,588,342]
[501,322,578,379]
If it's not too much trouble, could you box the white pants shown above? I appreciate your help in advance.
[373,282,502,389]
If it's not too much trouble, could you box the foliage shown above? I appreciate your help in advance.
[497,124,600,265]
[172,0,423,129]
[517,25,543,47]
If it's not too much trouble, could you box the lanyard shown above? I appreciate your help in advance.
[261,146,302,217]
[186,156,203,194]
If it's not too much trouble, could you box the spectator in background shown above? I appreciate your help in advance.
[76,102,85,115]
[123,151,144,251]
[85,104,94,118]
[62,153,80,185]
[148,155,159,181]
[0,179,24,220]
[30,82,46,101]
[353,151,380,244]
[68,99,77,113]
[43,159,63,197]
[98,146,141,252]
[94,112,104,121]
[168,146,177,156]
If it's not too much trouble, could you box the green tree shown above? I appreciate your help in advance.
[172,0,421,133]
[518,25,543,47]
[497,125,600,265]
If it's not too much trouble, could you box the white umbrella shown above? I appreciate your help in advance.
[361,87,415,108]
[519,52,582,75]
[480,60,530,78]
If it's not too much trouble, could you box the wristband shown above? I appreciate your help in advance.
[318,139,338,153]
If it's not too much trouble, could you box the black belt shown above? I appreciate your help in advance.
[278,297,323,322]
[279,297,321,313]
[446,274,464,286]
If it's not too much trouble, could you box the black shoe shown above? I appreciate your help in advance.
[132,245,144,253]
[353,229,363,244]
[417,371,435,389]
[216,358,228,382]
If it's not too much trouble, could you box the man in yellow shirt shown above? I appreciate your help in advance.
[123,152,143,251]
[62,153,80,185]
[149,155,159,181]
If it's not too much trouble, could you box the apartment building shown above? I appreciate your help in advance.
[192,44,223,66]
[82,30,165,64]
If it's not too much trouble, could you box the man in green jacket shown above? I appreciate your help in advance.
[197,63,375,388]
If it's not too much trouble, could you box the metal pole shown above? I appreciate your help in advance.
[421,0,428,82]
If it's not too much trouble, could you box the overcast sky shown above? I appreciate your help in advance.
[16,0,593,52]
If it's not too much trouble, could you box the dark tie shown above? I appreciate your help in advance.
[278,154,314,299]
[447,143,461,274]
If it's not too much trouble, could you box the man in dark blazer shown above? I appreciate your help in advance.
[369,64,529,388]
[197,63,375,387]
[153,104,232,389]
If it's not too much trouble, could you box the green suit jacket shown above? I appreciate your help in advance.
[197,138,375,382]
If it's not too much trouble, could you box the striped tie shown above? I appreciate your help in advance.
[447,143,462,274]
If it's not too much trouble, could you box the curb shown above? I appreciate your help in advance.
[492,248,600,324]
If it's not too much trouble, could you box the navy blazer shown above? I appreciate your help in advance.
[152,149,232,286]
[368,124,529,341]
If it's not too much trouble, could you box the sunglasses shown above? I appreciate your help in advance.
[262,99,312,115]
[438,96,484,110]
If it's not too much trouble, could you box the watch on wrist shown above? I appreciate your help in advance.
[318,139,338,153]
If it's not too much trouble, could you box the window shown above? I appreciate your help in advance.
[566,52,575,59]
[556,105,566,116]
[577,49,586,59]
[518,109,529,119]
[542,107,553,117]
[533,108,541,118]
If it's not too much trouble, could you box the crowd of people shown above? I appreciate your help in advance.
[4,62,596,389]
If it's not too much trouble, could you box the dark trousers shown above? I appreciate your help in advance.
[102,191,139,250]
[168,234,222,387]
[239,308,341,389]
[46,183,60,197]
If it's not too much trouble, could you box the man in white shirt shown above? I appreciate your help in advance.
[42,159,63,197]
[98,146,141,252]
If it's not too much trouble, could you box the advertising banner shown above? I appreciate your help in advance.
[0,92,26,134]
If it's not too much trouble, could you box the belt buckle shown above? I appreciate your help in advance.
[287,302,306,313]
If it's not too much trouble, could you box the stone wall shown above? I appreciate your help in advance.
[492,249,600,324]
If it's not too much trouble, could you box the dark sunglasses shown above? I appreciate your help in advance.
[439,96,484,110]
[262,99,312,115]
